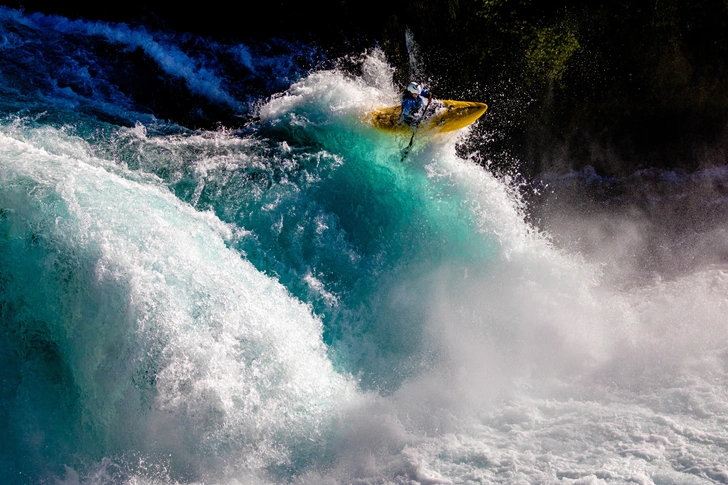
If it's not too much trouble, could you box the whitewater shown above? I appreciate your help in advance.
[1,7,728,484]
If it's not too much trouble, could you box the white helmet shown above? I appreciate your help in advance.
[406,82,421,94]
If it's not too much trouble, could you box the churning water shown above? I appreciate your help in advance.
[1,7,728,484]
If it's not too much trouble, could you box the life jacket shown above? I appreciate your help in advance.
[400,90,430,125]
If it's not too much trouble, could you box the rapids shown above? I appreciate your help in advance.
[1,7,728,485]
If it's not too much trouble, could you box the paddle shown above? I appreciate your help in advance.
[400,97,433,162]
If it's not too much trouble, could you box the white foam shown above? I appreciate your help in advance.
[0,131,357,480]
[16,9,239,109]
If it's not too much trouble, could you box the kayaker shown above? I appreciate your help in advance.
[401,82,432,126]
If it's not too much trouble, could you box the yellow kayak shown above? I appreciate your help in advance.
[366,100,488,134]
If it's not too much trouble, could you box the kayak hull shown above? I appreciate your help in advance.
[366,100,488,134]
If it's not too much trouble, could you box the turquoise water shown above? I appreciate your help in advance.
[0,28,511,480]
[2,8,728,484]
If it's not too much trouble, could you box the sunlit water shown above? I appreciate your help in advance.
[1,7,728,485]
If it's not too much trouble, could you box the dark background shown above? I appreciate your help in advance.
[4,0,728,177]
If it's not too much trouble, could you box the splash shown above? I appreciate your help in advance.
[1,13,728,484]
[405,27,423,82]
[0,132,354,482]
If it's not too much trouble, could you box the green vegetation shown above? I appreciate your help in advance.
[524,25,580,86]
[368,0,728,175]
[12,0,728,175]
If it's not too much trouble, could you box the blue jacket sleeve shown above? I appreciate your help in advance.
[401,97,416,118]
